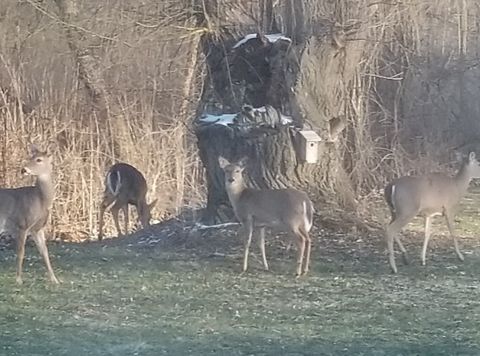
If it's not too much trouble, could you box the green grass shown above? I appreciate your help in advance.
[2,191,480,355]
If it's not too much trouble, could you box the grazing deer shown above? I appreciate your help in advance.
[0,144,59,284]
[98,163,156,240]
[218,156,314,277]
[384,151,480,273]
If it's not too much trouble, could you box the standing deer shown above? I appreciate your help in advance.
[0,144,59,284]
[218,156,314,277]
[98,163,156,240]
[384,151,480,273]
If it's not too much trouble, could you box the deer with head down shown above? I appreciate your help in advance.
[218,156,314,277]
[0,144,59,284]
[98,163,156,240]
[384,151,480,273]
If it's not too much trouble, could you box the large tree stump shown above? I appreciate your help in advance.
[194,2,367,224]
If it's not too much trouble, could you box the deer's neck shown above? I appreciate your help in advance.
[225,182,247,212]
[454,163,473,194]
[35,174,55,209]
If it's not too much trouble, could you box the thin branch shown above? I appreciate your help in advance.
[24,0,133,47]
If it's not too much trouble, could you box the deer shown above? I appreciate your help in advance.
[0,144,59,284]
[218,156,314,277]
[384,151,480,274]
[98,163,157,240]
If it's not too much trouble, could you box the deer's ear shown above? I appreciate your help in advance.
[237,156,248,169]
[218,156,230,169]
[30,144,41,156]
[469,151,476,162]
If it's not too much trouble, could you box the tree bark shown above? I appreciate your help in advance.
[54,0,108,118]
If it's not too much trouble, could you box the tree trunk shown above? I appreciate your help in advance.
[195,0,367,224]
[54,0,108,118]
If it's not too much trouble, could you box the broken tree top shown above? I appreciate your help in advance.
[232,33,292,49]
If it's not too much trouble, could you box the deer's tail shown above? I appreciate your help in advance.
[384,182,396,220]
[106,169,122,196]
[303,199,314,232]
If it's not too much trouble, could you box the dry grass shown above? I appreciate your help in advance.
[1,98,205,241]
[0,0,206,240]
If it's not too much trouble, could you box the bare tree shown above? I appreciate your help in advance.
[54,0,108,117]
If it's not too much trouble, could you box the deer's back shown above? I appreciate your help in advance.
[388,174,462,216]
[236,188,310,227]
[107,163,148,204]
[0,186,49,232]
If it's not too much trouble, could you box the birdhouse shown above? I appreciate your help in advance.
[298,130,322,163]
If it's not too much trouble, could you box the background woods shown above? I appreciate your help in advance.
[0,0,205,239]
[1,0,480,239]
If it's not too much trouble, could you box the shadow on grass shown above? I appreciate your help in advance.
[1,327,478,356]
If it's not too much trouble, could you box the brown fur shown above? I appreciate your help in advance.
[385,152,480,273]
[219,156,314,277]
[98,163,156,240]
[0,145,59,284]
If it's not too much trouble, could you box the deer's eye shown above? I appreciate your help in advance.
[36,158,43,163]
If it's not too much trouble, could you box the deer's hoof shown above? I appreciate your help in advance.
[458,254,465,262]
[15,277,23,285]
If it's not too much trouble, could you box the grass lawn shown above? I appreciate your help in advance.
[2,192,480,355]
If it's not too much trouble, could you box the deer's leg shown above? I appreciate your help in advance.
[242,220,254,272]
[386,224,398,274]
[111,205,123,237]
[421,216,432,266]
[258,227,269,271]
[98,203,106,241]
[294,229,306,278]
[394,235,409,265]
[32,229,59,284]
[98,195,115,241]
[445,211,464,261]
[123,205,129,235]
[386,213,414,274]
[301,229,312,276]
[15,229,28,285]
